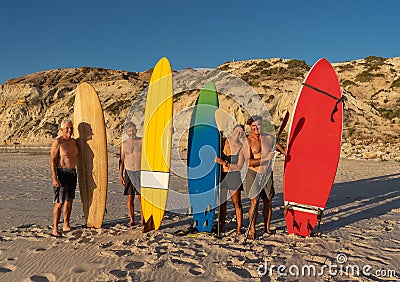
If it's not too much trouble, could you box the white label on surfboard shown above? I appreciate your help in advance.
[141,171,170,190]
[284,201,324,215]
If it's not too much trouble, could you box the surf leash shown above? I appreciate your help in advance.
[302,83,345,122]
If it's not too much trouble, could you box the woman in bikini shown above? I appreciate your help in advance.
[215,124,245,235]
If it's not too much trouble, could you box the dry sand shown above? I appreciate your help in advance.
[0,151,399,281]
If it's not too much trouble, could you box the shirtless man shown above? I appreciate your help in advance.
[243,115,276,239]
[50,119,78,237]
[119,122,144,226]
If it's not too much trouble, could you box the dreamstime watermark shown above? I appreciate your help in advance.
[256,253,397,279]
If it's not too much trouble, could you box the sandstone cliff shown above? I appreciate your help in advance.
[1,57,399,160]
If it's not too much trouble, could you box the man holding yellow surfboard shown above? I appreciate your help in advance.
[119,122,144,226]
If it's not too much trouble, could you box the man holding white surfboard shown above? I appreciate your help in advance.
[50,119,78,237]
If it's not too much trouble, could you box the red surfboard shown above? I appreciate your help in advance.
[284,58,343,237]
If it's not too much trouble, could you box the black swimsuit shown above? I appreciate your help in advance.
[220,142,243,191]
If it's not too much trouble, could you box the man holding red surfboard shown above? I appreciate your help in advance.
[242,115,286,239]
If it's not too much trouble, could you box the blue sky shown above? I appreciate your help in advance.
[1,0,399,84]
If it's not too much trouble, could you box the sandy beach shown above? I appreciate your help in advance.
[0,150,399,281]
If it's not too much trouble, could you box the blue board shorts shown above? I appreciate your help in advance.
[53,168,77,203]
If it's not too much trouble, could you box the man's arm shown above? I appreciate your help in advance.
[276,142,286,155]
[50,139,60,187]
[260,134,275,165]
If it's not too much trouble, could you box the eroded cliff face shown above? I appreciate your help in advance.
[1,57,399,160]
[0,67,147,145]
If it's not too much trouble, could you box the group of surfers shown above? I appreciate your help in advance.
[50,115,285,240]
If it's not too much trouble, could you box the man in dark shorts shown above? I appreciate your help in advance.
[119,122,143,226]
[50,119,78,237]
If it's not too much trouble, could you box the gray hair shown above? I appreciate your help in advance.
[60,118,73,129]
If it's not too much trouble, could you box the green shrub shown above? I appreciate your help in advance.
[256,61,272,68]
[218,64,231,71]
[266,94,275,103]
[364,56,386,64]
[342,80,357,87]
[338,64,355,72]
[355,71,384,82]
[286,59,310,70]
[390,78,400,88]
[377,107,400,119]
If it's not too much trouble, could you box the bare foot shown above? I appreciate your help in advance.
[129,222,135,227]
[248,232,256,240]
[265,229,273,235]
[51,231,62,238]
[63,226,72,232]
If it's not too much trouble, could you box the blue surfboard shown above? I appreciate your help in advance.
[187,81,220,232]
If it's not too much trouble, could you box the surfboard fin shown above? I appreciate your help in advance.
[307,220,313,233]
[186,206,193,216]
[293,219,300,230]
[205,205,212,215]
[143,215,155,233]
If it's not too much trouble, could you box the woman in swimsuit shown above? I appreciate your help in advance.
[215,124,245,235]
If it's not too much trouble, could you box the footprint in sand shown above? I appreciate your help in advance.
[99,242,113,248]
[70,262,105,274]
[111,249,132,257]
[23,273,56,282]
[155,246,168,256]
[0,262,17,273]
[188,268,204,276]
[226,266,252,279]
[0,267,13,273]
[69,229,84,240]
[169,256,205,276]
[76,236,94,244]
[109,269,128,279]
[125,261,145,270]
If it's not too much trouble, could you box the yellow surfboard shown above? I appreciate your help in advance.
[74,82,108,228]
[141,57,173,232]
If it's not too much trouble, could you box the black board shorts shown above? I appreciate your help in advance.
[124,170,141,196]
[53,168,77,203]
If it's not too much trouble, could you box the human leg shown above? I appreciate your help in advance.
[248,197,258,239]
[262,197,272,234]
[262,175,274,234]
[230,189,243,234]
[53,203,62,236]
[137,194,144,225]
[127,195,135,226]
[63,200,73,231]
